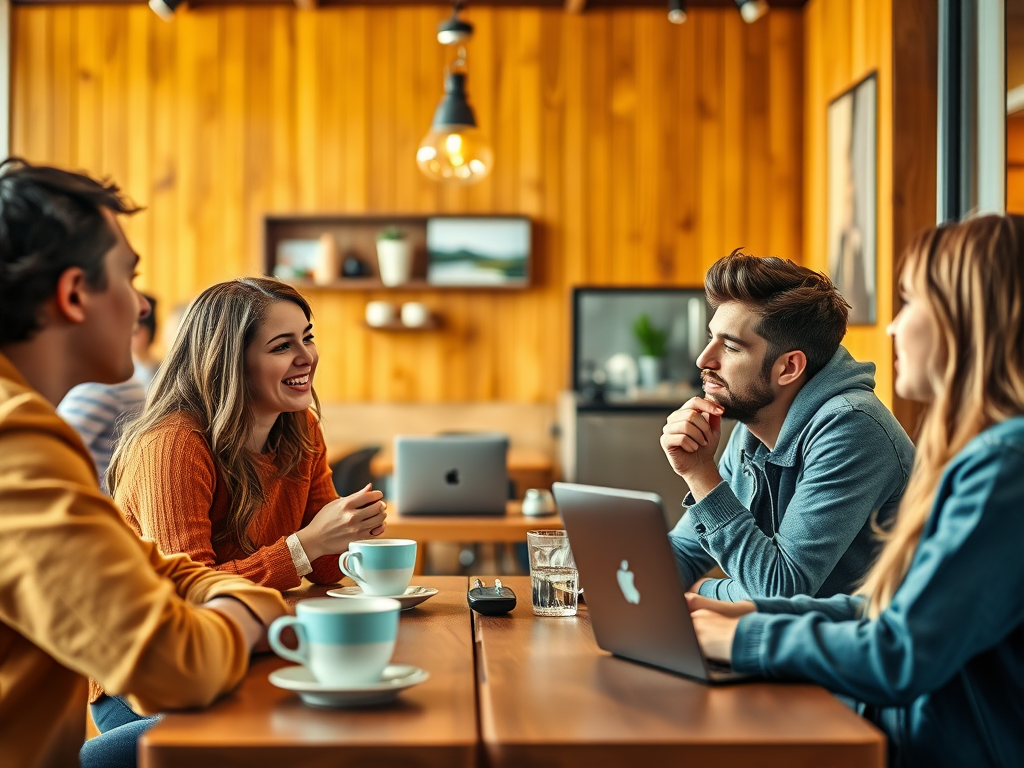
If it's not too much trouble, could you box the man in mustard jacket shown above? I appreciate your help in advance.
[0,158,289,768]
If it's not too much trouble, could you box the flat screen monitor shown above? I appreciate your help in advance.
[572,286,709,393]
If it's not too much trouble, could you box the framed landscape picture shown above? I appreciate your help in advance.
[426,216,531,287]
[827,72,878,325]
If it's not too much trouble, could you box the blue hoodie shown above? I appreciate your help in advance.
[669,346,916,600]
[733,417,1024,768]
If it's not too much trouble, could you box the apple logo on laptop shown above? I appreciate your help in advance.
[617,560,640,604]
[445,468,460,486]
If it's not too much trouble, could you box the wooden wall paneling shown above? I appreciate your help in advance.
[341,8,369,213]
[696,12,724,269]
[634,11,659,284]
[673,16,699,286]
[609,9,636,285]
[767,10,802,264]
[12,6,809,406]
[583,11,611,285]
[294,9,321,213]
[1008,114,1024,214]
[50,8,76,168]
[147,10,179,318]
[12,6,52,162]
[539,10,568,395]
[75,7,103,177]
[742,13,770,257]
[803,0,902,412]
[99,7,129,195]
[271,8,299,213]
[517,9,544,402]
[180,11,225,292]
[124,8,153,293]
[220,9,249,288]
[720,12,745,258]
[559,12,583,290]
[890,0,936,433]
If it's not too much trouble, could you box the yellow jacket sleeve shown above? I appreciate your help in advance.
[0,389,288,714]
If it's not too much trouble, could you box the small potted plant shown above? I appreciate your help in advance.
[632,313,668,388]
[375,226,412,287]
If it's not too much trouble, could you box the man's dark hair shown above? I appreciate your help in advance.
[0,158,141,344]
[139,293,158,343]
[705,249,850,380]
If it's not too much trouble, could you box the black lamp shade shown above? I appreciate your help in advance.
[430,73,478,129]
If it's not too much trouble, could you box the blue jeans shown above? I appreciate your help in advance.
[80,694,161,768]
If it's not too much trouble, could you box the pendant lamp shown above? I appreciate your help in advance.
[417,3,493,184]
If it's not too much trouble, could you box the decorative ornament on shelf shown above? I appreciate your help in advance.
[416,1,492,185]
[375,227,413,287]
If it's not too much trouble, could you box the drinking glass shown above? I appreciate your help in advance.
[526,530,578,617]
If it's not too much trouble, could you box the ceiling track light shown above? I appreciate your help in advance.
[667,0,687,25]
[148,0,183,22]
[735,0,768,24]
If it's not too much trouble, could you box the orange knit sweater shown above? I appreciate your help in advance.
[114,410,343,592]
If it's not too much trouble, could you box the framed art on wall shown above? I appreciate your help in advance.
[827,72,878,325]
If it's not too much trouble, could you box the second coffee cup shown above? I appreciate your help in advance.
[268,596,401,686]
[339,539,417,596]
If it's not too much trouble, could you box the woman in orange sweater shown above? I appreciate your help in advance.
[109,276,387,590]
[88,278,387,768]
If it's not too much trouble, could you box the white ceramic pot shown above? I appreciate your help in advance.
[376,239,413,287]
[365,301,395,327]
[638,355,662,389]
[400,302,430,327]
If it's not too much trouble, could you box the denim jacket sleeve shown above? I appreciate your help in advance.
[690,408,908,601]
[668,428,738,589]
[731,437,1024,705]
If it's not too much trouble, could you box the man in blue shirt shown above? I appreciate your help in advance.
[661,250,915,601]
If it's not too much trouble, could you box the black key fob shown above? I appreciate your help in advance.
[467,578,517,615]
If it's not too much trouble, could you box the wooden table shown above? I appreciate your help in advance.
[139,577,477,768]
[472,575,886,768]
[380,502,563,573]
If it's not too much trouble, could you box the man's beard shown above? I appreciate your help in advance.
[701,370,775,424]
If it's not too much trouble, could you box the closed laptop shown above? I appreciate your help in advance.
[394,434,509,515]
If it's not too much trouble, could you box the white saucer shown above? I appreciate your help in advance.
[269,664,429,708]
[326,585,439,610]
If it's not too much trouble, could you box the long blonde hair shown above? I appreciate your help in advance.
[859,215,1024,617]
[109,277,322,555]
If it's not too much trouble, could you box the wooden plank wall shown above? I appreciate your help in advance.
[1009,113,1024,214]
[11,4,803,404]
[802,0,894,407]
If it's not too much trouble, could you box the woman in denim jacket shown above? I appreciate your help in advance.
[688,214,1024,768]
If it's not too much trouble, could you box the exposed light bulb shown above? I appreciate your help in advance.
[736,0,768,24]
[668,0,687,24]
[417,72,492,184]
[417,126,493,183]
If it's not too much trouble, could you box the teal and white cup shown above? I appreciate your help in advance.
[339,539,417,596]
[268,597,401,686]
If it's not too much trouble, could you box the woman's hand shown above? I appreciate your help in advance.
[690,610,742,664]
[295,484,387,561]
[685,592,756,618]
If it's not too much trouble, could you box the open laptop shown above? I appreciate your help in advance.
[393,434,509,515]
[552,482,751,683]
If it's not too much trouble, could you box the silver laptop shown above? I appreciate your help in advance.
[393,434,509,515]
[552,482,751,683]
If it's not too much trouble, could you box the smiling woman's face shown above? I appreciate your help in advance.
[244,300,318,422]
[888,269,940,403]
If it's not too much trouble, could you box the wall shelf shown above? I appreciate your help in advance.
[263,214,532,291]
[363,317,443,332]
